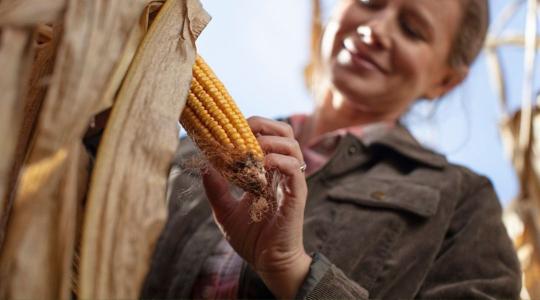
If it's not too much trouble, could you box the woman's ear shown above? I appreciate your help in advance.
[425,65,469,100]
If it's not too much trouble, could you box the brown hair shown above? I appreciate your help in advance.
[450,0,490,67]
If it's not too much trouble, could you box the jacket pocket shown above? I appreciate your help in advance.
[326,177,440,218]
[321,177,441,292]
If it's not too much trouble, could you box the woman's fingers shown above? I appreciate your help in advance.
[264,153,307,218]
[265,153,305,177]
[265,153,307,191]
[257,135,303,162]
[247,116,295,138]
[202,165,237,220]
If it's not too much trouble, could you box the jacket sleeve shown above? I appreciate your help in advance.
[416,176,521,299]
[295,253,369,300]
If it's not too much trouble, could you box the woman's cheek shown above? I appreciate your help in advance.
[394,48,427,91]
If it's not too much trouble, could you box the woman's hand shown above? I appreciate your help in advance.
[202,116,311,299]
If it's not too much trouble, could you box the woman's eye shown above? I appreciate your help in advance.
[357,0,382,9]
[401,20,425,41]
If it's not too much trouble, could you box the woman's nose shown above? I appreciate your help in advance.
[359,15,392,50]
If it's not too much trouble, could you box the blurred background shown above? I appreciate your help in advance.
[195,0,540,205]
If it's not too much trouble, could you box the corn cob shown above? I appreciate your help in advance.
[180,55,267,196]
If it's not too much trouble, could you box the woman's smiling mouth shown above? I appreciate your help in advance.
[340,36,388,74]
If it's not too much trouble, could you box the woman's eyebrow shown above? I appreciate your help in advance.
[407,6,435,37]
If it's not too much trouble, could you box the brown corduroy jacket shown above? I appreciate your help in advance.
[140,125,521,299]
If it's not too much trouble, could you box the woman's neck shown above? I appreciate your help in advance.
[300,89,397,144]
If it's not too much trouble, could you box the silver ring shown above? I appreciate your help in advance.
[299,162,307,173]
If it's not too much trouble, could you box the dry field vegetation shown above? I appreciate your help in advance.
[0,0,210,298]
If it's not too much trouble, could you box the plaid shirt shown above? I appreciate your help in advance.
[190,115,393,299]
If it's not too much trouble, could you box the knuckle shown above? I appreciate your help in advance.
[286,139,298,150]
[265,152,278,162]
[282,123,294,137]
[246,116,259,124]
[257,136,274,148]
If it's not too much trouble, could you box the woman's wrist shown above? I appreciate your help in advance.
[257,251,312,299]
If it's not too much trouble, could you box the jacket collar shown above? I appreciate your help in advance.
[360,124,447,169]
[282,116,447,169]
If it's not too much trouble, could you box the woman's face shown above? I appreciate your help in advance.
[321,0,466,118]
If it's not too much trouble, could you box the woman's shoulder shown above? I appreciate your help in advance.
[361,124,499,205]
[444,161,501,211]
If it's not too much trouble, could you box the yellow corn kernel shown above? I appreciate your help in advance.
[193,58,262,155]
[180,55,267,194]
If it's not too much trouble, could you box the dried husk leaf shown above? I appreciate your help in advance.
[80,0,210,298]
[0,0,66,26]
[0,0,152,298]
[0,143,89,300]
[0,24,60,251]
[0,0,65,260]
[96,1,165,114]
[30,0,152,149]
[0,27,33,249]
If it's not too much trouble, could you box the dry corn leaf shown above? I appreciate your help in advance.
[0,0,66,250]
[0,27,33,250]
[0,0,66,258]
[0,143,89,300]
[0,0,66,26]
[0,24,60,251]
[96,1,165,114]
[80,0,210,298]
[29,0,152,149]
[0,0,152,298]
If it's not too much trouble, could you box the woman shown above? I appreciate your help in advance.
[142,0,521,298]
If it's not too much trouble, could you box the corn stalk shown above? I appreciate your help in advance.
[486,0,540,298]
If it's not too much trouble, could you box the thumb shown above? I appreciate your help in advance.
[202,165,236,217]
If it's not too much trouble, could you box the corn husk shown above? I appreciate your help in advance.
[0,0,66,264]
[0,0,65,26]
[0,24,61,250]
[0,27,33,251]
[0,0,153,298]
[79,0,210,298]
[0,142,89,300]
[0,0,210,298]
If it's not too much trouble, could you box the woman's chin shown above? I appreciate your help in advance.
[330,72,380,102]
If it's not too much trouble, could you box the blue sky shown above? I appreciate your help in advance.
[196,0,539,205]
